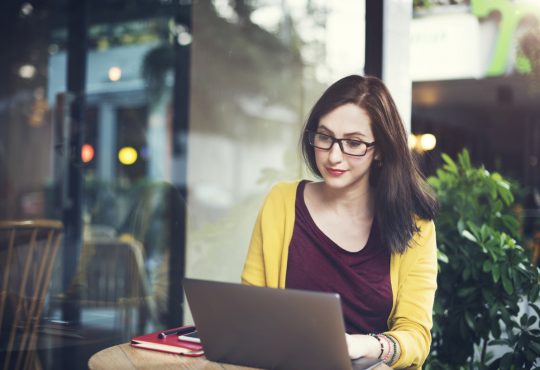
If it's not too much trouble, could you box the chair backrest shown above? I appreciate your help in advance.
[68,237,157,337]
[75,238,148,303]
[0,219,63,370]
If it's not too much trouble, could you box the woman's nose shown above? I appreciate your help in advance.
[328,141,343,162]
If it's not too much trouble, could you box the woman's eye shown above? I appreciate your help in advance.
[347,140,363,148]
[317,134,331,142]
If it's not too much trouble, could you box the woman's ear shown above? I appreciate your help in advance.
[373,149,382,162]
[372,150,383,167]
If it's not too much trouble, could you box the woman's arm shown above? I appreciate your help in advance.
[241,205,267,287]
[241,182,297,288]
[385,220,438,368]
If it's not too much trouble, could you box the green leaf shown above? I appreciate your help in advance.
[498,187,513,205]
[483,260,492,272]
[486,180,497,199]
[491,319,502,338]
[500,352,513,369]
[530,304,540,318]
[496,179,511,192]
[437,250,448,264]
[501,216,520,236]
[457,219,465,234]
[489,303,498,319]
[482,288,495,303]
[489,339,508,346]
[492,264,501,283]
[462,230,477,242]
[457,286,476,298]
[441,153,458,173]
[491,172,503,181]
[427,177,440,189]
[529,284,540,302]
[465,310,475,330]
[525,350,537,363]
[462,267,471,281]
[480,225,490,243]
[501,269,514,295]
[458,149,471,169]
[492,200,503,213]
[501,306,511,325]
[435,168,446,180]
[508,267,515,282]
[531,341,540,355]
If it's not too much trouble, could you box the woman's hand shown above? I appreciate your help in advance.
[345,333,382,360]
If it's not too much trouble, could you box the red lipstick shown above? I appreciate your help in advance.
[326,168,347,176]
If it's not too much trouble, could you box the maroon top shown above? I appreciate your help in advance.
[286,181,392,334]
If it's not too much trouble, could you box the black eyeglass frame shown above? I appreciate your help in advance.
[306,130,376,157]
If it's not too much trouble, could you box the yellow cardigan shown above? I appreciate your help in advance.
[241,181,438,369]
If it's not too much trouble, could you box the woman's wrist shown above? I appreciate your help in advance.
[372,333,400,366]
[368,333,384,359]
[345,333,385,360]
[346,332,401,366]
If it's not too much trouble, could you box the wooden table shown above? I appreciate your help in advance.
[88,343,257,369]
[88,343,392,369]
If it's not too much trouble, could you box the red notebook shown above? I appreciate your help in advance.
[130,326,204,356]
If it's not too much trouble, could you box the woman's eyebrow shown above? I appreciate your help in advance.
[317,124,366,138]
[342,132,367,138]
[316,125,333,134]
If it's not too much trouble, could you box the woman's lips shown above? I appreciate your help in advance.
[326,168,347,176]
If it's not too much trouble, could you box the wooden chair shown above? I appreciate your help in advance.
[63,236,158,339]
[0,219,63,370]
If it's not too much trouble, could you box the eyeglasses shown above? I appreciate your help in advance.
[306,131,375,157]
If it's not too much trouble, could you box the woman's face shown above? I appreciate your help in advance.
[314,103,377,191]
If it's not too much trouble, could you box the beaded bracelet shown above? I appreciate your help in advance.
[392,337,401,365]
[368,333,384,359]
[379,334,393,363]
[382,334,398,365]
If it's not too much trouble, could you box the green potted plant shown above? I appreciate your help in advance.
[426,149,540,369]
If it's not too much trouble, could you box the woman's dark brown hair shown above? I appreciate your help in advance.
[301,75,437,254]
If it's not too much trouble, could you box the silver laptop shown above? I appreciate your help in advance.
[183,278,383,370]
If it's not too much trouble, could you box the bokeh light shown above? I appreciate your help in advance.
[408,134,417,150]
[81,144,95,163]
[19,64,36,79]
[118,146,137,165]
[108,66,122,81]
[419,133,437,151]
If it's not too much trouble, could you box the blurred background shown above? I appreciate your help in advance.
[0,0,539,369]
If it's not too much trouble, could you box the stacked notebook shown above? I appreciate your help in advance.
[130,326,204,356]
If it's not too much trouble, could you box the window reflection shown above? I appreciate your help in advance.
[0,0,365,368]
[185,0,365,288]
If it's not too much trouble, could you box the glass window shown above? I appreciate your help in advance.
[0,0,365,368]
[185,0,365,304]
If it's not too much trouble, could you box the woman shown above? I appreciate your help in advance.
[241,75,438,368]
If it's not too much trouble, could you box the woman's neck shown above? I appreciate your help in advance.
[313,181,375,221]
